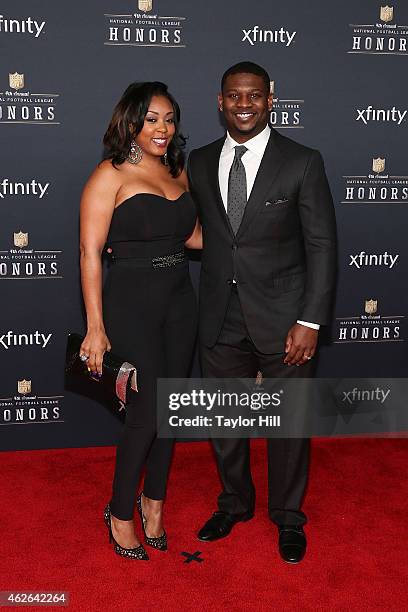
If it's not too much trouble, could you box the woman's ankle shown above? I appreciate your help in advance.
[111,514,134,526]
[142,493,163,507]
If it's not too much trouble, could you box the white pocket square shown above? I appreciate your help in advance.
[265,198,289,206]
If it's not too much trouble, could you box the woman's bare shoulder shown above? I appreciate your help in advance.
[84,159,123,193]
[94,159,123,179]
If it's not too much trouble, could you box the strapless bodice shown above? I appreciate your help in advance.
[106,191,196,258]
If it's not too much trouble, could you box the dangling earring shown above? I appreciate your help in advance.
[163,152,169,166]
[127,140,143,164]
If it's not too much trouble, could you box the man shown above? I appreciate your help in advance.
[187,62,337,563]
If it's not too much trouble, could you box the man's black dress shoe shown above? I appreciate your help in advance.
[278,525,306,563]
[198,511,253,542]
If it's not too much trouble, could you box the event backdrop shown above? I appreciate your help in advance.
[1,0,407,450]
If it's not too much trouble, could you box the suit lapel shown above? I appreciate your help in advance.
[206,137,235,237]
[237,130,286,239]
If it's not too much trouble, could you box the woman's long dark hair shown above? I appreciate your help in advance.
[103,81,186,178]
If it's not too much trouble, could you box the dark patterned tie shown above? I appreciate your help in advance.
[227,145,248,234]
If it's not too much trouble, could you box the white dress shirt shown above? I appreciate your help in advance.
[218,125,320,331]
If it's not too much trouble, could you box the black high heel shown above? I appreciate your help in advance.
[136,493,168,551]
[104,504,149,560]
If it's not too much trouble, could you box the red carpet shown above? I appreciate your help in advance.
[1,439,407,611]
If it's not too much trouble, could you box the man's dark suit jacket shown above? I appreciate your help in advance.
[188,127,337,354]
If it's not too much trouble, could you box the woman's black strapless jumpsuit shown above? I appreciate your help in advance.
[103,192,198,520]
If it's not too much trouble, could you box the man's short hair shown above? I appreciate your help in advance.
[221,62,270,94]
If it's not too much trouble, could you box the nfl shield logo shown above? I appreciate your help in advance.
[14,231,29,248]
[9,72,24,90]
[372,158,385,174]
[18,379,32,395]
[138,0,153,12]
[380,6,394,23]
[365,299,378,315]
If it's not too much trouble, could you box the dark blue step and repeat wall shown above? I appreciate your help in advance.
[1,1,407,450]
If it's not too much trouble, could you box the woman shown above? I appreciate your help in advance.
[79,82,201,560]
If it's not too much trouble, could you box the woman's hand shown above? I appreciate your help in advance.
[80,329,111,377]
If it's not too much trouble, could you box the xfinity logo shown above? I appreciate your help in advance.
[242,26,296,47]
[0,179,49,199]
[342,387,390,405]
[349,251,399,269]
[356,106,407,125]
[0,330,52,350]
[0,15,46,38]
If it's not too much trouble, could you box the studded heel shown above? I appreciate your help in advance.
[103,504,149,560]
[136,493,168,551]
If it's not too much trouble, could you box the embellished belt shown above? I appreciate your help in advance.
[106,246,186,269]
[152,251,185,268]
